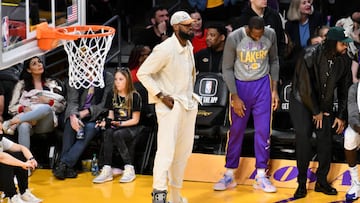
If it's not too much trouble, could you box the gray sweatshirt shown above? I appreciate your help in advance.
[222,26,279,94]
[348,82,360,130]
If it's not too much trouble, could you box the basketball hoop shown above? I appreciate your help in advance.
[36,22,115,89]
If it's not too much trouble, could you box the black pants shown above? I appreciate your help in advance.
[289,95,333,185]
[102,126,142,166]
[0,152,28,198]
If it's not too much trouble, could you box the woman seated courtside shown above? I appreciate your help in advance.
[4,56,66,150]
[93,67,142,184]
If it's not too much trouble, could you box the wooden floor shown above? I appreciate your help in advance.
[14,169,351,203]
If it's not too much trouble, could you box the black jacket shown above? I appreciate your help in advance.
[291,44,352,120]
[285,11,323,51]
[195,47,223,73]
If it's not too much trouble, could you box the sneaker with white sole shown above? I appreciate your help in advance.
[346,180,360,200]
[93,165,113,183]
[2,120,15,135]
[9,194,25,203]
[213,174,237,191]
[253,176,277,193]
[21,189,42,203]
[119,164,136,183]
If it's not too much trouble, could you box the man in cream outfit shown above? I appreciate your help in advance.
[137,10,199,203]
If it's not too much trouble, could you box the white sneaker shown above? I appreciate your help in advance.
[119,165,136,183]
[346,180,360,200]
[213,174,237,191]
[3,120,15,135]
[93,165,113,184]
[9,194,25,203]
[253,176,277,193]
[21,189,42,203]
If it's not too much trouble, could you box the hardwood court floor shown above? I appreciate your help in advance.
[26,169,349,203]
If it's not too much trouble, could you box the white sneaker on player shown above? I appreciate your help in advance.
[253,176,277,193]
[346,180,360,200]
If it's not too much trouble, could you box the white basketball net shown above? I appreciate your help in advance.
[60,27,114,89]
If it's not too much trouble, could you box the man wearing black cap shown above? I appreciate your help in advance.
[137,10,199,203]
[289,26,353,199]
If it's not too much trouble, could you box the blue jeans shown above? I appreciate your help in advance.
[61,119,99,167]
[17,104,55,148]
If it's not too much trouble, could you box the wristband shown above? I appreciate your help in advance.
[28,157,35,161]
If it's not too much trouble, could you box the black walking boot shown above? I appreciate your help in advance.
[151,189,167,203]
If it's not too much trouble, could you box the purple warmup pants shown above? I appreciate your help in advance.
[225,75,272,169]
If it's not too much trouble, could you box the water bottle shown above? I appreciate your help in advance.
[91,154,99,176]
[76,120,85,139]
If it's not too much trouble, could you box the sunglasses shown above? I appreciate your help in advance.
[115,67,130,73]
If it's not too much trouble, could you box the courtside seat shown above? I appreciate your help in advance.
[193,72,229,154]
[133,82,158,174]
[270,129,296,159]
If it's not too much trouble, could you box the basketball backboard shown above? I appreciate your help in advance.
[0,0,86,70]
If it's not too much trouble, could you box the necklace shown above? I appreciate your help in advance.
[117,94,126,108]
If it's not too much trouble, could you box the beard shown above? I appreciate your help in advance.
[179,30,194,40]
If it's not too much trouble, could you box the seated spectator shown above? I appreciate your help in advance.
[318,25,330,41]
[93,68,142,184]
[336,11,360,83]
[284,0,323,81]
[195,23,227,73]
[335,12,360,37]
[308,35,323,45]
[285,0,323,50]
[53,71,114,180]
[4,56,66,150]
[134,5,171,49]
[0,122,42,203]
[190,9,208,53]
[128,45,151,83]
[0,79,17,122]
[307,25,329,46]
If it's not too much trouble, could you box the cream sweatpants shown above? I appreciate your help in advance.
[152,101,197,190]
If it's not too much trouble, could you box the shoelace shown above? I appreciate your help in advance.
[123,169,132,178]
[219,175,232,184]
[258,177,272,187]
